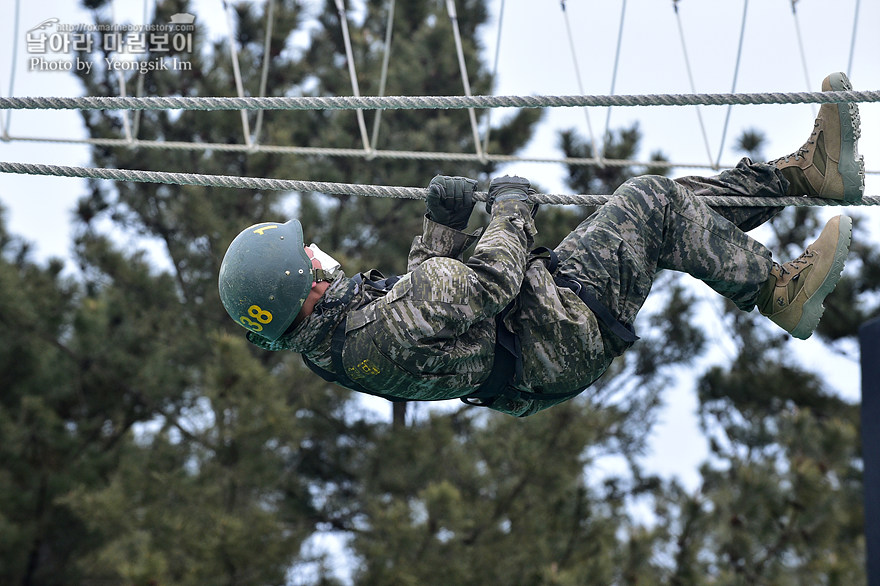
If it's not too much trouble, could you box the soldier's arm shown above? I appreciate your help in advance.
[409,175,537,316]
[406,218,482,272]
[462,198,537,315]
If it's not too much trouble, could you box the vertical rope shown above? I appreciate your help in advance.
[370,0,396,152]
[560,0,600,165]
[446,0,485,162]
[601,0,628,160]
[790,0,816,118]
[715,0,749,169]
[847,0,861,77]
[130,68,147,139]
[252,0,276,146]
[223,0,253,147]
[672,0,713,167]
[109,1,134,143]
[334,0,372,153]
[115,70,134,143]
[130,0,153,139]
[480,0,505,158]
[2,0,22,139]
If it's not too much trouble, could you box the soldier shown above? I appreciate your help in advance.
[219,72,864,417]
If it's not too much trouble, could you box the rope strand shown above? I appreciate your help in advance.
[1,90,878,112]
[1,160,877,207]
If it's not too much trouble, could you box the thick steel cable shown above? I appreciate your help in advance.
[1,160,877,208]
[2,90,878,111]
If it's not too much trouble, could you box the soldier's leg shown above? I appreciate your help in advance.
[674,157,788,231]
[554,175,773,333]
[672,71,865,230]
[553,71,862,346]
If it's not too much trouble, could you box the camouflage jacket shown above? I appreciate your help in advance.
[249,200,611,417]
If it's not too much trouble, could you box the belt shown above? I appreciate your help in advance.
[532,247,639,344]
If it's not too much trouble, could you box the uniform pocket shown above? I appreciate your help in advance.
[342,320,440,398]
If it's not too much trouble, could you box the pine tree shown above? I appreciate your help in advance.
[0,206,103,586]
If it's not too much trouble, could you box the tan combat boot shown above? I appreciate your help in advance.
[757,215,853,339]
[771,72,864,203]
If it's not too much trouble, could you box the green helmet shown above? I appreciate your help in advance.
[219,220,315,341]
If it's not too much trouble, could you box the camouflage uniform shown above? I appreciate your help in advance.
[249,158,788,417]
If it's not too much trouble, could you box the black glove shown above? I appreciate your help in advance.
[426,175,478,231]
[486,175,532,213]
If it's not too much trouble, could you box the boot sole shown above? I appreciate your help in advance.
[790,215,853,339]
[828,72,865,203]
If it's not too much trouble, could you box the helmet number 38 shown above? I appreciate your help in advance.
[240,304,273,332]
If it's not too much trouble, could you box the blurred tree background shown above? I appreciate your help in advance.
[0,0,876,584]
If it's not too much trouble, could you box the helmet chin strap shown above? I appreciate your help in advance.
[312,268,330,284]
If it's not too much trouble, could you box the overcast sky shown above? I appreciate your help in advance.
[1,0,877,492]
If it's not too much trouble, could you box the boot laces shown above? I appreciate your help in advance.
[772,120,819,164]
[780,249,815,275]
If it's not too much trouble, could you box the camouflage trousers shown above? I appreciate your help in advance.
[554,158,788,350]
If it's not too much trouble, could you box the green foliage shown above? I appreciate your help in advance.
[350,403,659,585]
[0,211,112,585]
